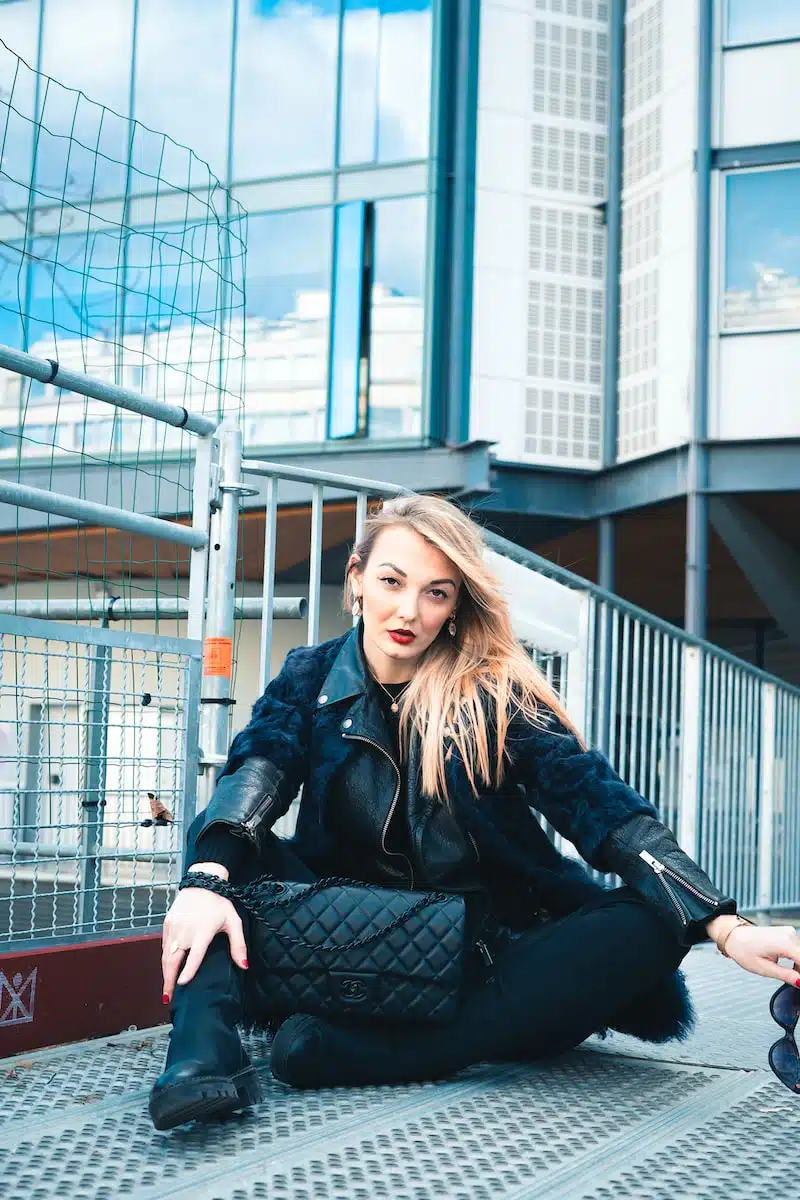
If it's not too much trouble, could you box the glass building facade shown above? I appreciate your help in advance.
[0,0,438,453]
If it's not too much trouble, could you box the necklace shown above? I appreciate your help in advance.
[370,673,411,713]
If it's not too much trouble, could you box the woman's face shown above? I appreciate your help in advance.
[350,525,461,682]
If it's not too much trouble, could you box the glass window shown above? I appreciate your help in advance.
[0,3,41,215]
[232,0,339,182]
[328,203,370,439]
[243,208,333,446]
[339,0,433,167]
[132,0,233,191]
[37,0,134,202]
[367,195,426,438]
[727,0,800,45]
[723,167,800,332]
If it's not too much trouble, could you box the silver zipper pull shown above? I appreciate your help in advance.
[476,939,494,967]
[639,849,664,872]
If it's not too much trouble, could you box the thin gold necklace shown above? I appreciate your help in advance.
[369,670,411,713]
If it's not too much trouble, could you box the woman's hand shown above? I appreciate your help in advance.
[715,920,800,987]
[161,863,249,1003]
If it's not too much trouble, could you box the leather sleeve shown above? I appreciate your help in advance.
[191,648,311,856]
[596,812,737,946]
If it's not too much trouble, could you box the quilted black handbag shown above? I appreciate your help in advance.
[179,872,467,1024]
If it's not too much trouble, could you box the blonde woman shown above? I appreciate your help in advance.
[150,495,800,1131]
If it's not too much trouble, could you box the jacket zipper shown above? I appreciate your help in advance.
[243,789,277,835]
[343,731,415,889]
[638,849,718,925]
[468,831,481,862]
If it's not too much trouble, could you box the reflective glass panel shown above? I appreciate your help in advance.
[232,0,339,182]
[38,0,134,202]
[339,0,433,167]
[132,0,233,191]
[328,203,368,439]
[242,208,333,446]
[368,195,425,438]
[727,0,800,44]
[724,168,800,331]
[0,1,41,216]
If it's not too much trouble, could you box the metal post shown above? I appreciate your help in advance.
[78,617,112,932]
[307,483,324,646]
[564,592,593,740]
[757,682,776,912]
[187,433,216,645]
[596,517,616,749]
[258,475,279,693]
[197,422,249,813]
[685,0,713,640]
[678,645,703,857]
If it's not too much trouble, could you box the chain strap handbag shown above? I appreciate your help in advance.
[179,872,468,1024]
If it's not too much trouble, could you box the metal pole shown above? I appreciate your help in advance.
[685,0,713,640]
[258,475,279,693]
[0,479,207,548]
[77,616,112,933]
[603,0,625,470]
[0,342,217,436]
[0,597,306,621]
[197,422,247,813]
[596,516,616,749]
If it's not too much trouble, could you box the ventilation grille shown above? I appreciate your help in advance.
[527,275,604,385]
[531,124,607,199]
[532,20,609,128]
[529,205,605,279]
[621,190,661,271]
[525,387,602,460]
[534,0,610,19]
[625,0,663,110]
[618,267,659,457]
[619,379,658,456]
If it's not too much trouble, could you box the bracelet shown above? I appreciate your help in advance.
[717,915,755,958]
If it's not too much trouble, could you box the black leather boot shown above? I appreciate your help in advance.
[149,935,263,1131]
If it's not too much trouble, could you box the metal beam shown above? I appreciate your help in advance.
[713,142,800,169]
[708,497,800,643]
[0,597,306,621]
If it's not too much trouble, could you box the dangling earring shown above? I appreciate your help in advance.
[352,595,361,618]
[448,614,457,637]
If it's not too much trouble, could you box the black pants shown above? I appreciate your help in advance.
[186,816,689,1082]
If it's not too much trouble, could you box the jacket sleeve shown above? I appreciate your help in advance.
[190,647,311,858]
[512,708,737,945]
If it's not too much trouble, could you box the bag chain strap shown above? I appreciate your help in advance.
[178,871,454,955]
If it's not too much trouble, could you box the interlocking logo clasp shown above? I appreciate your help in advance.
[0,968,37,1026]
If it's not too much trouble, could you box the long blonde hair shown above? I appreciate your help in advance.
[344,493,581,802]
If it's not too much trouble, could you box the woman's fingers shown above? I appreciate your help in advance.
[161,937,187,1003]
[176,933,213,988]
[224,910,249,971]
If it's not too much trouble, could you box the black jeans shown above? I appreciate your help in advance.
[186,816,689,1081]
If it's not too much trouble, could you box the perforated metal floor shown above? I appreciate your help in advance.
[2,946,798,1199]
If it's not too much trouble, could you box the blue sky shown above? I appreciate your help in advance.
[725,168,800,291]
[728,0,800,43]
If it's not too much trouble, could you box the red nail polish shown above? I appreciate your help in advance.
[242,959,249,970]
[794,980,800,989]
[162,993,170,1004]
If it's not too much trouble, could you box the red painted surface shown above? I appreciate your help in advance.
[0,934,168,1056]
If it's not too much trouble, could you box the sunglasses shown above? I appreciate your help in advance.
[769,984,800,1093]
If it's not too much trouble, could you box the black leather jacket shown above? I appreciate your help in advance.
[192,624,737,947]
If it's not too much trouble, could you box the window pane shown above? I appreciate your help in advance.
[38,0,134,202]
[233,0,338,182]
[339,0,433,167]
[243,208,333,446]
[368,195,426,438]
[724,168,800,331]
[329,203,368,439]
[0,3,41,215]
[132,0,233,190]
[727,0,800,44]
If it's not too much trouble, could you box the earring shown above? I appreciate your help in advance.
[352,595,361,618]
[448,615,457,637]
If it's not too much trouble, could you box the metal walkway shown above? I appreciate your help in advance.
[2,945,797,1200]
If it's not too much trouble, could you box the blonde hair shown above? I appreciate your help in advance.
[344,493,582,803]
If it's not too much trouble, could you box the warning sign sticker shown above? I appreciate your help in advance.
[203,637,233,678]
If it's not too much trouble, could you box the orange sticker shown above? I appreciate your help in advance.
[203,637,233,678]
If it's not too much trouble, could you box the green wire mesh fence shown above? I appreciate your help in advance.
[0,36,246,635]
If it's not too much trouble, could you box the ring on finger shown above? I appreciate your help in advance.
[169,942,183,955]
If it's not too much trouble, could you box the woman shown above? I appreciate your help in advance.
[150,494,800,1131]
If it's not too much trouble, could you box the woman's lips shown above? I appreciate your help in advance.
[388,630,415,644]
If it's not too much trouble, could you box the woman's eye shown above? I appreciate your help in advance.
[380,576,398,587]
[431,589,447,601]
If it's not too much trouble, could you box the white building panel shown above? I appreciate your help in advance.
[714,333,800,441]
[721,42,800,148]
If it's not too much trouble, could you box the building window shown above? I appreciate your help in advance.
[328,202,373,440]
[242,207,333,447]
[338,0,433,167]
[233,0,339,181]
[723,167,800,332]
[726,0,800,46]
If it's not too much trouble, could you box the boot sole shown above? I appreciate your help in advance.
[149,1065,263,1131]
